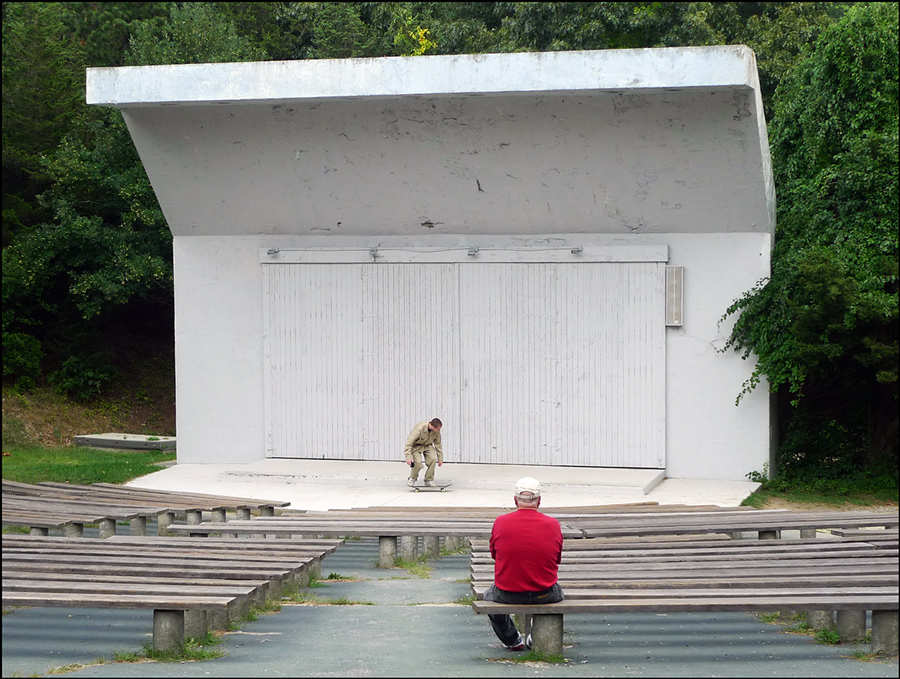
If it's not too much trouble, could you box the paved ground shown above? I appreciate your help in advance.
[3,460,898,677]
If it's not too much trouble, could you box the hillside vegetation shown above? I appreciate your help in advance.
[2,339,174,448]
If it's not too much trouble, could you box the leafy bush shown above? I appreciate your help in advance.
[48,353,118,401]
[1,330,43,390]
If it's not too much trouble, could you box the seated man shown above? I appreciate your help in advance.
[484,476,564,651]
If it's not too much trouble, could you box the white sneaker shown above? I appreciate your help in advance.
[407,477,415,487]
[424,480,435,487]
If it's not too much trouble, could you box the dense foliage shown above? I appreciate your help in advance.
[723,2,898,480]
[2,2,896,483]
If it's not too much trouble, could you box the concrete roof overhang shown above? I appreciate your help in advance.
[87,47,775,237]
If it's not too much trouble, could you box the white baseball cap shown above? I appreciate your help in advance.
[515,477,541,499]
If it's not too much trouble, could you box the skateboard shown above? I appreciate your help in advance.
[411,482,452,493]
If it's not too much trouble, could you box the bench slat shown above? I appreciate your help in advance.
[2,592,235,610]
[473,595,900,614]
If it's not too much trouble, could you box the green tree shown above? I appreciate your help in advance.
[3,1,268,396]
[2,2,87,248]
[2,109,171,394]
[421,2,846,117]
[125,2,267,65]
[215,2,316,60]
[723,2,899,476]
[59,2,169,67]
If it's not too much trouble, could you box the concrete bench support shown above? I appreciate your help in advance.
[30,527,49,536]
[871,611,898,656]
[836,610,866,642]
[98,518,116,539]
[399,535,418,561]
[186,510,202,525]
[184,610,207,641]
[423,536,440,558]
[63,523,84,538]
[294,563,310,588]
[153,609,185,653]
[208,609,228,631]
[157,512,174,535]
[378,536,397,568]
[531,613,564,656]
[211,509,226,522]
[236,508,251,520]
[264,578,280,602]
[130,516,147,536]
[806,610,835,630]
[309,559,322,580]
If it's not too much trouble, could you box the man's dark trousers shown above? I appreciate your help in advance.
[483,583,564,646]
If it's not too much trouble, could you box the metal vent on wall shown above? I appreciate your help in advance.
[666,266,684,326]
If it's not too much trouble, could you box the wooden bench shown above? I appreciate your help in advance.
[165,507,898,568]
[164,517,537,567]
[1,590,239,652]
[829,527,899,539]
[1,480,291,536]
[564,508,899,540]
[1,534,343,652]
[469,535,899,656]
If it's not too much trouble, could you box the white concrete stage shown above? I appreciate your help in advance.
[126,459,761,512]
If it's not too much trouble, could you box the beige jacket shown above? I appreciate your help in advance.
[404,421,443,463]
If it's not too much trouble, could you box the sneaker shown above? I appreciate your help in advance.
[506,636,526,651]
[424,480,435,487]
[407,477,415,487]
[525,634,532,650]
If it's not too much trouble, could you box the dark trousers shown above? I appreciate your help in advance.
[483,583,564,646]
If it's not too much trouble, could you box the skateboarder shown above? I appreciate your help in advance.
[404,418,444,487]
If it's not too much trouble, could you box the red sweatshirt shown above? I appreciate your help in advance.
[490,507,563,592]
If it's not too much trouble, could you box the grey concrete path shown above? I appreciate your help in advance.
[3,537,898,677]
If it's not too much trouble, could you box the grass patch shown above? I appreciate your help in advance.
[283,590,323,604]
[250,599,282,616]
[46,662,98,674]
[521,649,567,663]
[328,596,374,606]
[2,525,31,534]
[814,627,841,645]
[742,486,898,509]
[1,443,175,485]
[844,648,889,662]
[284,591,374,605]
[394,556,432,578]
[142,632,224,662]
[456,593,476,606]
[490,649,567,664]
[440,545,471,557]
[741,464,898,509]
[757,611,781,623]
[306,575,327,589]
